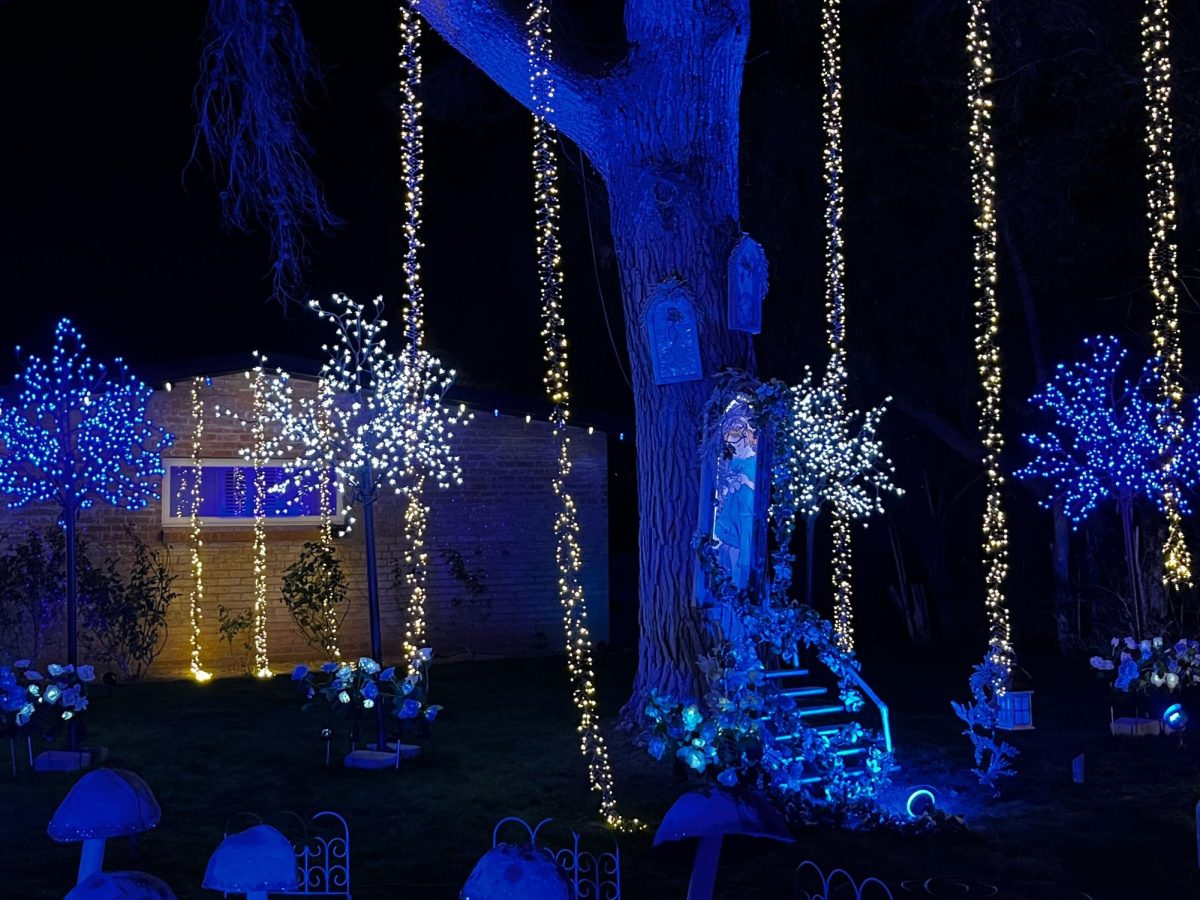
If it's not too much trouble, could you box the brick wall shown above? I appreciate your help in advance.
[0,372,608,675]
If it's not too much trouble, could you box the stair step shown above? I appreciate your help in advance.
[778,747,867,764]
[780,686,829,699]
[763,668,810,679]
[794,703,845,717]
[797,768,866,786]
[773,725,844,742]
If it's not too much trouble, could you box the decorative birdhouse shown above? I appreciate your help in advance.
[644,280,702,385]
[996,689,1034,731]
[726,234,767,334]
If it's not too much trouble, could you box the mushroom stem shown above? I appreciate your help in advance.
[77,837,106,884]
[687,833,724,900]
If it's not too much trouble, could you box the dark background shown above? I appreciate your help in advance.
[2,0,1200,655]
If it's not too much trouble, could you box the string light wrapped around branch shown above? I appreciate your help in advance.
[526,0,635,830]
[1142,0,1192,589]
[967,0,1013,688]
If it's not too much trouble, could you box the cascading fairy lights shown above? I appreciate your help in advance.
[401,476,428,670]
[248,363,272,678]
[398,0,432,670]
[315,385,341,661]
[526,0,634,831]
[187,378,211,682]
[967,0,1013,687]
[821,0,855,651]
[1142,0,1192,589]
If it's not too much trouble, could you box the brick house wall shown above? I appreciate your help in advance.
[0,372,608,675]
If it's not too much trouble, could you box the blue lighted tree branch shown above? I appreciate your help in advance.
[0,320,171,745]
[191,0,341,302]
[1015,335,1194,636]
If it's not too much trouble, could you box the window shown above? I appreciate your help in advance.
[162,460,339,526]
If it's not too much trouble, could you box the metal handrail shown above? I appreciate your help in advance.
[842,666,892,754]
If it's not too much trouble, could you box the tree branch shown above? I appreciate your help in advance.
[417,0,611,166]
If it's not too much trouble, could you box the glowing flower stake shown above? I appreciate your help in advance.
[186,378,211,682]
[0,319,172,747]
[1142,0,1192,589]
[526,0,634,830]
[821,0,855,650]
[967,0,1014,688]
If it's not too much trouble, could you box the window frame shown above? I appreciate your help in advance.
[161,458,342,528]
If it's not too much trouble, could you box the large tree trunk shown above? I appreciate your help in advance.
[419,0,755,717]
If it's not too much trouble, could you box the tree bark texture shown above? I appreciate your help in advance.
[418,1,756,713]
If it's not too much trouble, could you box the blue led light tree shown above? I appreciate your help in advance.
[0,320,172,746]
[1015,335,1193,637]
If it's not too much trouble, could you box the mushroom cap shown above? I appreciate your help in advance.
[48,769,162,843]
[460,842,570,900]
[65,870,177,900]
[202,824,299,893]
[653,787,793,847]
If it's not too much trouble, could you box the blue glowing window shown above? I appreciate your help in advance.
[164,462,337,524]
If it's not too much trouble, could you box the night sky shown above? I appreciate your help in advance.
[0,1,633,417]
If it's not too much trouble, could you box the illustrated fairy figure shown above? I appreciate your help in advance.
[713,405,757,589]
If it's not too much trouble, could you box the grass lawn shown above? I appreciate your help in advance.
[2,647,1199,899]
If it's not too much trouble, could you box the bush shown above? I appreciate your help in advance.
[0,529,66,663]
[280,540,347,659]
[79,531,177,679]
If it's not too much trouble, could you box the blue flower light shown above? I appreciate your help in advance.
[1163,703,1188,733]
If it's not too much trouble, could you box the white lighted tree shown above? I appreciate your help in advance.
[266,294,465,746]
[774,363,902,609]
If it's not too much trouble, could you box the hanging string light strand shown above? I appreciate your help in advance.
[527,0,636,830]
[821,0,855,652]
[398,0,435,669]
[967,0,1013,688]
[187,378,212,682]
[1142,0,1192,589]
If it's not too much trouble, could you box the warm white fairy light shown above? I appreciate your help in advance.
[967,0,1013,686]
[186,378,211,682]
[526,0,634,831]
[820,0,856,651]
[397,0,433,669]
[315,391,342,661]
[248,364,272,678]
[1142,0,1192,589]
[400,476,428,669]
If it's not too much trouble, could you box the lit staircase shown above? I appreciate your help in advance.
[763,659,893,794]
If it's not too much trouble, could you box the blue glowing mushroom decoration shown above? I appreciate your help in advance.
[203,824,298,900]
[460,842,570,900]
[654,788,793,900]
[66,870,177,900]
[48,768,162,886]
